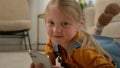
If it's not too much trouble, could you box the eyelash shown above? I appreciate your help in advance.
[48,21,54,25]
[47,21,69,27]
[62,22,69,27]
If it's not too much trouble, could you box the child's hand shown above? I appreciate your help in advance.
[30,62,43,68]
[30,62,63,68]
[52,66,64,68]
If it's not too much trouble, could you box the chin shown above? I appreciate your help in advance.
[54,41,61,44]
[52,40,62,44]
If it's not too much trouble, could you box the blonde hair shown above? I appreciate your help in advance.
[45,0,112,62]
[81,31,112,62]
[45,0,83,23]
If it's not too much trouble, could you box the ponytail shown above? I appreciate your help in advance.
[81,31,112,62]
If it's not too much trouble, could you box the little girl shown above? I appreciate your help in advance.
[31,0,116,68]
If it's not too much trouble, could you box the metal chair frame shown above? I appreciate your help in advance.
[0,30,32,50]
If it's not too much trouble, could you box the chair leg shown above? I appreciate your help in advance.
[23,32,27,50]
[23,36,27,50]
[27,31,32,50]
[37,43,39,51]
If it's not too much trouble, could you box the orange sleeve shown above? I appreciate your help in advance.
[44,39,56,65]
[79,47,115,68]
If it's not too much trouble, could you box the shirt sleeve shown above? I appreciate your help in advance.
[79,46,115,68]
[44,40,56,65]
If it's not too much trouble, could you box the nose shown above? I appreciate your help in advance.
[53,26,62,33]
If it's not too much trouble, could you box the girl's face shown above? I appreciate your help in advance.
[45,6,81,45]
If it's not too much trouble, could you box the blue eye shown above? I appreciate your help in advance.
[62,22,69,27]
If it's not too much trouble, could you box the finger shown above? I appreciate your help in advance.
[30,62,35,68]
[52,66,64,68]
[37,63,43,68]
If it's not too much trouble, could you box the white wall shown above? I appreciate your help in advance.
[0,0,49,46]
[29,0,50,45]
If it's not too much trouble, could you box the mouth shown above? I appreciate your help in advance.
[51,35,64,44]
[54,35,63,38]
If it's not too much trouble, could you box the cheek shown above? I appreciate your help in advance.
[63,28,77,39]
[46,26,52,36]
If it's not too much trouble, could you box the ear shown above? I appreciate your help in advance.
[79,21,84,28]
[80,21,84,27]
[76,22,83,31]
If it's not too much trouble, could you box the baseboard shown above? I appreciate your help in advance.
[0,43,46,52]
[0,44,24,52]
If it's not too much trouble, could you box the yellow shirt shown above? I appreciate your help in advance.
[44,32,115,68]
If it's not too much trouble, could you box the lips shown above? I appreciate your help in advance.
[52,36,64,44]
[54,35,63,38]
